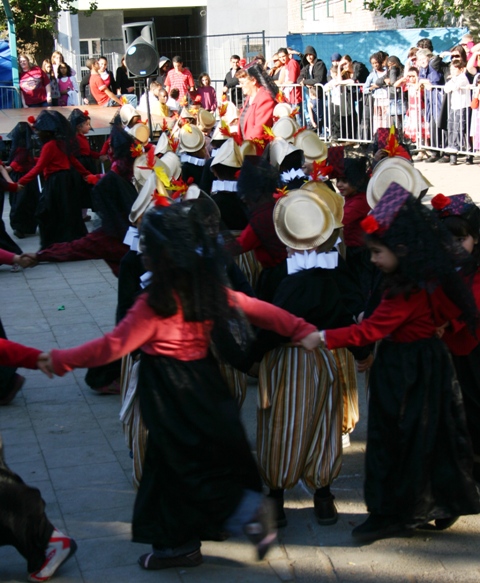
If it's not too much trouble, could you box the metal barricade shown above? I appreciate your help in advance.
[0,85,22,109]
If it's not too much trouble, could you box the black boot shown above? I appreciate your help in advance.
[314,486,338,525]
[466,155,474,165]
[267,489,287,528]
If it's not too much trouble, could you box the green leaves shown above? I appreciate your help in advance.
[364,0,480,27]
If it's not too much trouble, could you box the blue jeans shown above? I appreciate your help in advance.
[106,94,137,107]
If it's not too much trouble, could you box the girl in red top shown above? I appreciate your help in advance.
[318,183,480,543]
[431,193,480,483]
[43,203,320,569]
[5,122,39,238]
[13,111,91,249]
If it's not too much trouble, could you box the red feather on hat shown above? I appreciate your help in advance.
[161,118,169,132]
[311,160,333,181]
[168,136,179,153]
[293,126,307,139]
[273,186,289,200]
[146,147,155,169]
[152,189,170,207]
[276,90,287,103]
[218,102,228,118]
[383,124,410,160]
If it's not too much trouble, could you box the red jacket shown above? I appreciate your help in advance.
[239,87,275,141]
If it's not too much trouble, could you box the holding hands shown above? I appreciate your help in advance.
[37,352,54,378]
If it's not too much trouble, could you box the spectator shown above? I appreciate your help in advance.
[164,56,195,101]
[405,47,419,71]
[364,51,389,134]
[197,72,217,112]
[298,45,327,132]
[443,46,474,165]
[138,80,161,114]
[156,56,172,87]
[51,50,76,78]
[394,67,430,148]
[18,54,52,108]
[41,59,60,106]
[255,54,267,69]
[277,47,302,124]
[417,38,434,52]
[57,62,79,106]
[98,55,117,95]
[417,48,446,162]
[89,58,137,107]
[223,54,242,106]
[80,59,96,105]
[460,33,476,60]
[381,56,405,130]
[167,87,180,113]
[115,56,135,96]
[157,88,170,116]
[268,54,282,81]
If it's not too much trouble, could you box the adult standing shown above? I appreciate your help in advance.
[18,54,52,108]
[116,56,135,96]
[223,55,242,106]
[298,46,327,132]
[155,56,172,87]
[417,48,446,162]
[277,48,302,124]
[89,59,137,107]
[164,56,195,102]
[51,50,76,78]
[236,63,278,141]
[80,59,96,105]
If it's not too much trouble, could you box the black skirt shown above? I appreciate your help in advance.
[132,353,262,548]
[365,337,480,523]
[8,169,39,235]
[452,343,480,458]
[36,170,87,249]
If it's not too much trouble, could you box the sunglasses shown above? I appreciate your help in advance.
[451,54,461,58]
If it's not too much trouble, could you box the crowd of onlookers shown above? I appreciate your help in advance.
[17,32,480,161]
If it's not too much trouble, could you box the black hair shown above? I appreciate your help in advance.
[231,54,240,61]
[441,214,480,268]
[341,156,370,192]
[237,155,280,204]
[140,204,230,324]
[277,47,288,56]
[57,62,72,77]
[172,55,183,64]
[366,198,478,331]
[417,38,434,51]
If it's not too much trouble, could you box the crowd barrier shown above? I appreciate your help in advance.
[0,85,21,109]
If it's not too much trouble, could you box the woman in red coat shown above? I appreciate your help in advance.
[236,63,278,141]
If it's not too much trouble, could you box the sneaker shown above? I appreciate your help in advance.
[243,498,277,560]
[352,514,413,544]
[342,433,351,448]
[28,530,77,582]
[314,493,338,526]
[413,151,427,161]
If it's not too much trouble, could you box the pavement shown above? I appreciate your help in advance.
[1,159,480,583]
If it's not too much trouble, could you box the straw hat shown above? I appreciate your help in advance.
[157,151,182,180]
[222,101,240,125]
[294,130,328,162]
[211,124,229,142]
[274,190,335,251]
[238,140,257,160]
[301,181,344,228]
[134,154,161,187]
[154,132,172,156]
[179,106,195,120]
[129,172,169,224]
[269,137,302,169]
[273,103,293,118]
[211,138,242,168]
[120,104,140,126]
[128,123,150,145]
[272,117,299,142]
[196,108,216,131]
[366,156,425,209]
[178,125,205,153]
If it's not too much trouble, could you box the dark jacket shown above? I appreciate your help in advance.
[297,46,327,89]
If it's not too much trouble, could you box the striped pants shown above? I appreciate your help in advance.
[257,346,343,490]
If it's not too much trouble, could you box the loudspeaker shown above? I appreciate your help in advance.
[122,21,159,78]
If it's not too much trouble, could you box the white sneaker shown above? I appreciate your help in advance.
[28,529,77,582]
[342,433,351,448]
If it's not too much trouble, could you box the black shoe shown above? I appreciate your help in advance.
[417,516,459,531]
[466,155,474,165]
[13,230,25,239]
[314,493,338,525]
[268,494,287,528]
[243,498,277,560]
[449,154,457,165]
[426,154,440,163]
[437,156,450,164]
[352,514,414,543]
[0,374,25,405]
[138,549,202,570]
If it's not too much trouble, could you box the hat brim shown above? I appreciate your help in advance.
[274,190,335,250]
[301,181,344,228]
[367,157,424,209]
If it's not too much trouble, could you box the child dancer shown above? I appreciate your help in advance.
[0,339,77,582]
[431,193,480,483]
[317,182,480,543]
[13,111,91,249]
[42,203,321,569]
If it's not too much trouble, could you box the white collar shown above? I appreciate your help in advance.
[123,226,140,251]
[287,250,339,274]
[181,153,206,166]
[281,168,306,183]
[211,180,238,193]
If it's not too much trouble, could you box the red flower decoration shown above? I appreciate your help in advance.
[27,116,36,124]
[83,110,89,117]
[361,215,380,234]
[431,193,452,210]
